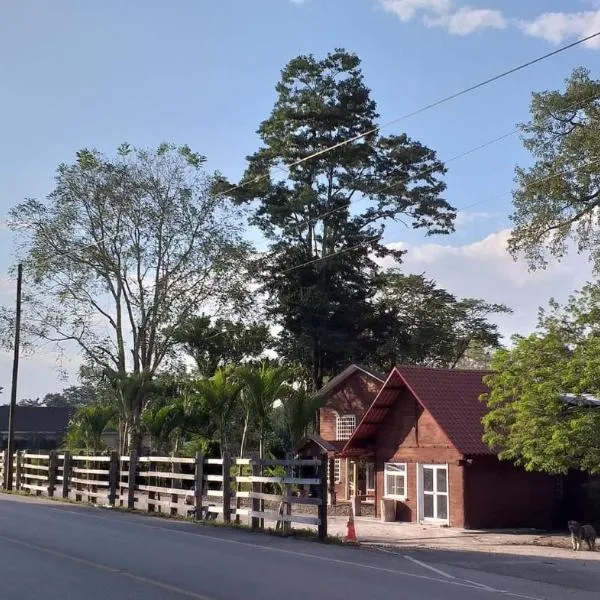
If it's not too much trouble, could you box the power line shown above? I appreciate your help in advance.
[293,88,600,229]
[295,129,518,229]
[215,31,600,202]
[281,156,600,275]
[458,156,600,212]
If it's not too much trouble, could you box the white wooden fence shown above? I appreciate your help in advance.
[0,451,328,540]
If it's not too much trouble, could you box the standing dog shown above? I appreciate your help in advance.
[568,520,597,551]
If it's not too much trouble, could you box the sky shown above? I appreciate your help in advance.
[0,0,599,399]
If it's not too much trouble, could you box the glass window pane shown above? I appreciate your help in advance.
[437,494,448,520]
[398,476,405,497]
[386,474,393,495]
[424,493,434,518]
[423,468,434,492]
[436,468,447,493]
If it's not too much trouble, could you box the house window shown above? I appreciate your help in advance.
[336,414,356,441]
[384,462,407,499]
[334,459,341,483]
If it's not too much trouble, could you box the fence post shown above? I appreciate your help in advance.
[2,450,8,491]
[108,451,119,507]
[251,460,261,530]
[283,453,293,535]
[47,450,58,498]
[222,452,231,523]
[62,451,71,499]
[318,454,328,541]
[14,450,22,491]
[127,451,137,510]
[194,452,204,521]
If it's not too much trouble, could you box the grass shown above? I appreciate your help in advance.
[0,489,344,545]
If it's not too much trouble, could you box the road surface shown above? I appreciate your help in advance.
[0,494,598,599]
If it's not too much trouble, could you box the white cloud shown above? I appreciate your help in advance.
[379,228,593,339]
[380,1,600,48]
[426,7,506,35]
[380,0,506,34]
[380,0,451,21]
[519,11,600,48]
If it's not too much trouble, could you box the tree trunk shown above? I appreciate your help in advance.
[127,426,143,456]
[239,410,249,458]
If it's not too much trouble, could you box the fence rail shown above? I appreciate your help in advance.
[0,450,327,540]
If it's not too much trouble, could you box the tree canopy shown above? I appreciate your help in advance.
[216,49,455,389]
[371,272,510,372]
[7,143,250,451]
[482,282,600,474]
[508,68,600,270]
[173,316,272,377]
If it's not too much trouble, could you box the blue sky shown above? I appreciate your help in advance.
[1,0,599,398]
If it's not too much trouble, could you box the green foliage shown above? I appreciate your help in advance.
[217,49,454,389]
[173,316,272,377]
[65,403,117,452]
[190,369,243,455]
[19,383,99,408]
[237,363,291,458]
[372,271,510,371]
[482,282,600,474]
[5,143,251,453]
[278,387,325,451]
[508,68,600,269]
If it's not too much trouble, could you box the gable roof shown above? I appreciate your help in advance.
[0,406,75,433]
[316,364,386,398]
[343,365,493,456]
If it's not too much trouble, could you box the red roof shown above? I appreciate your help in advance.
[343,365,493,457]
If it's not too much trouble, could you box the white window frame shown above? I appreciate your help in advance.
[384,462,407,500]
[336,414,356,441]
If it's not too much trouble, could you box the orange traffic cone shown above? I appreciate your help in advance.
[344,510,358,544]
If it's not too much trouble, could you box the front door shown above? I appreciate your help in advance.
[420,464,449,523]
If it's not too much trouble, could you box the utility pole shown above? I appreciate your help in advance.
[4,263,22,490]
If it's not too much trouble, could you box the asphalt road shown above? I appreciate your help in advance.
[0,494,598,600]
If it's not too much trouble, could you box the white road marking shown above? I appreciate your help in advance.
[0,532,215,600]
[464,579,497,592]
[0,499,545,599]
[402,554,457,580]
[382,546,536,598]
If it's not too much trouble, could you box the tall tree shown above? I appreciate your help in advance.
[482,283,600,474]
[237,363,290,458]
[508,68,600,269]
[372,272,510,371]
[65,403,117,453]
[279,387,325,452]
[7,143,250,452]
[173,316,272,377]
[217,49,454,390]
[192,369,243,456]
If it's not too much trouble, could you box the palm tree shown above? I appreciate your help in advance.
[280,387,325,451]
[142,399,181,453]
[237,363,290,459]
[65,404,117,453]
[193,369,242,457]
